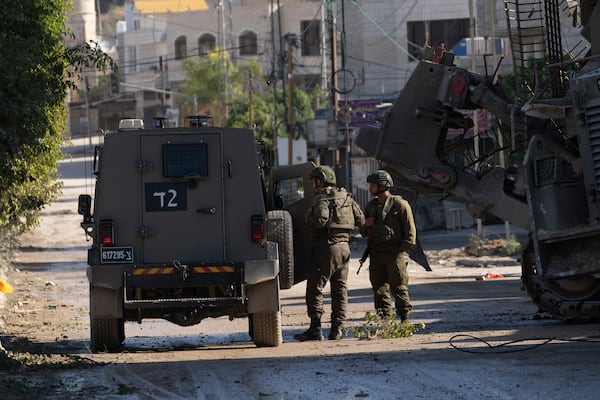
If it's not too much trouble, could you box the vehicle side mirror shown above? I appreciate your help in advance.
[78,194,92,223]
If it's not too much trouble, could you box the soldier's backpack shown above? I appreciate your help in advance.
[369,195,405,244]
[326,188,356,230]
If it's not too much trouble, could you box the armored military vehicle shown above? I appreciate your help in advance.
[78,116,315,352]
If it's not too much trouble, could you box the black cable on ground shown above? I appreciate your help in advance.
[449,333,600,354]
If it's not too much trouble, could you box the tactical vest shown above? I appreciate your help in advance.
[367,195,406,246]
[324,188,356,230]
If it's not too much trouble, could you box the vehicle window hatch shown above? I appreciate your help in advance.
[163,143,208,178]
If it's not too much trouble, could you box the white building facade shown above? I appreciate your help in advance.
[118,0,326,125]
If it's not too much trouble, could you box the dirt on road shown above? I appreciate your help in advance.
[1,141,600,400]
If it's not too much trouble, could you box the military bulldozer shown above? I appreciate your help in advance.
[356,0,600,320]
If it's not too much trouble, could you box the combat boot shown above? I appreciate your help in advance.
[328,326,343,340]
[294,318,324,341]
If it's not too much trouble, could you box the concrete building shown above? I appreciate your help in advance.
[342,0,587,101]
[117,0,325,128]
[67,0,98,52]
[66,0,100,136]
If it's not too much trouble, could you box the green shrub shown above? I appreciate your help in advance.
[352,311,425,340]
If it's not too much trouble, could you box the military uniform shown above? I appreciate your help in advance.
[296,166,364,341]
[361,172,416,320]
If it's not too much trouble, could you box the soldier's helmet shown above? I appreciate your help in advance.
[367,170,394,188]
[310,165,337,186]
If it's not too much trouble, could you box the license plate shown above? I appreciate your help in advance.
[101,247,134,264]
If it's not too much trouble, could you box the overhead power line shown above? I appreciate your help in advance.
[348,0,421,62]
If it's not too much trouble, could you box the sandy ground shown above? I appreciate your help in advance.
[2,138,600,399]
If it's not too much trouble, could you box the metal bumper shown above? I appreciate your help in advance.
[87,242,279,290]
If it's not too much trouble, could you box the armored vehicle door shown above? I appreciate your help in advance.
[138,132,224,263]
[270,162,316,283]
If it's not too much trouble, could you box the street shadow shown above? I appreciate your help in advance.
[18,245,89,253]
[5,315,600,364]
[14,261,85,272]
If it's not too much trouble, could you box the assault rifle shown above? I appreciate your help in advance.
[356,240,432,273]
[357,245,369,275]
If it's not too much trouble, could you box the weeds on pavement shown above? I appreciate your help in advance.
[352,311,426,340]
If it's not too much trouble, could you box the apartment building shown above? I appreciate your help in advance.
[117,0,325,127]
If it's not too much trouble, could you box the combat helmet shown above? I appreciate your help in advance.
[310,165,337,186]
[367,169,394,188]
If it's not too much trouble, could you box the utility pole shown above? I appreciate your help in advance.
[328,1,339,165]
[286,34,296,165]
[159,56,165,106]
[320,0,328,91]
[469,0,482,235]
[270,0,278,164]
[487,0,510,240]
[248,71,254,131]
[340,0,351,190]
[217,0,229,126]
[278,1,287,166]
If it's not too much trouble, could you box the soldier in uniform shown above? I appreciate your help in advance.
[295,165,365,341]
[360,170,416,321]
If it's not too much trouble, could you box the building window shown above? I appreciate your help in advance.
[239,31,258,56]
[198,34,216,56]
[301,20,320,56]
[407,19,470,60]
[175,35,187,60]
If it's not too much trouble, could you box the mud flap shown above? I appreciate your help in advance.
[247,278,280,313]
[90,285,123,319]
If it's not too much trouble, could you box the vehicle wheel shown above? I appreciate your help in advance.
[251,311,282,347]
[90,318,122,353]
[267,210,294,289]
[521,239,600,320]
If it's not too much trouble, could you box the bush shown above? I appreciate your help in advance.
[352,311,425,340]
[464,231,522,257]
[0,1,113,233]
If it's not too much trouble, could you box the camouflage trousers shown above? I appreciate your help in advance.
[305,242,351,328]
[368,249,412,318]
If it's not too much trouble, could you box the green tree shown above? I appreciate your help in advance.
[0,0,114,232]
[181,50,261,126]
[181,51,320,142]
[227,87,316,146]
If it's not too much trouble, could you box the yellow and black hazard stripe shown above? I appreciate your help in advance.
[193,266,235,273]
[132,267,175,275]
[132,265,236,275]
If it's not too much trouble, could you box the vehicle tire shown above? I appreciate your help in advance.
[267,210,294,289]
[251,311,282,347]
[522,238,600,320]
[90,318,123,353]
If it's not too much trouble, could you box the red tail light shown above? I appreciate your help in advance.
[251,215,265,242]
[99,220,114,245]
